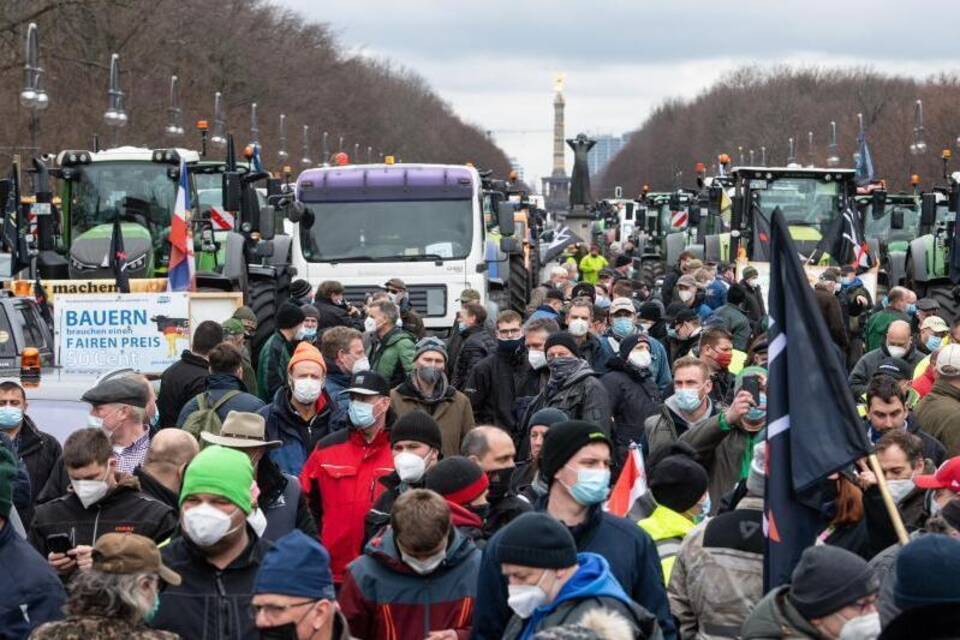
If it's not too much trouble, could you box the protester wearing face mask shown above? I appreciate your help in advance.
[645,357,717,459]
[497,513,662,640]
[472,421,675,640]
[202,411,316,543]
[738,266,766,326]
[365,299,416,388]
[564,297,615,375]
[449,302,496,390]
[0,378,59,520]
[319,326,369,418]
[150,445,267,639]
[601,334,662,474]
[835,266,873,368]
[680,367,767,514]
[340,489,481,639]
[464,311,547,441]
[391,337,475,458]
[519,332,611,442]
[814,274,850,357]
[666,307,702,364]
[296,305,322,346]
[710,284,753,351]
[252,530,350,640]
[604,298,673,396]
[511,408,568,504]
[383,277,426,339]
[261,341,342,477]
[425,456,491,541]
[364,410,443,545]
[864,286,916,352]
[31,533,180,640]
[300,371,394,585]
[82,375,152,474]
[30,428,176,579]
[258,303,306,402]
[670,441,766,639]
[742,545,880,640]
[313,279,364,333]
[849,320,923,398]
[462,426,532,537]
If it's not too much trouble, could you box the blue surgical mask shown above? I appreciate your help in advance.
[906,303,917,317]
[348,400,377,428]
[144,591,161,624]
[611,317,636,339]
[927,335,943,352]
[457,321,467,333]
[148,411,159,429]
[301,326,318,339]
[564,466,610,505]
[745,392,767,422]
[840,276,852,286]
[0,406,23,429]
[675,388,702,412]
[667,326,678,339]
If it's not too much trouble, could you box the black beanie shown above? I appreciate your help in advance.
[649,453,708,513]
[788,545,878,619]
[545,331,580,358]
[617,333,649,360]
[639,301,662,322]
[540,420,611,484]
[425,456,489,506]
[496,512,578,568]
[277,303,306,330]
[290,279,312,299]
[529,408,569,429]
[893,534,960,610]
[390,410,443,452]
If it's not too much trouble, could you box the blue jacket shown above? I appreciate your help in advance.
[0,523,66,639]
[704,278,728,310]
[528,305,561,323]
[471,503,676,640]
[175,373,265,427]
[323,357,352,422]
[260,387,343,476]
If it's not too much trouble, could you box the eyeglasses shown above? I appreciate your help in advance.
[251,600,316,618]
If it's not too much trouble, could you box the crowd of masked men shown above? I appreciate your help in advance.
[1,241,959,640]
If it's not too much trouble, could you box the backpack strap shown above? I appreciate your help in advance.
[197,392,210,411]
[210,390,242,412]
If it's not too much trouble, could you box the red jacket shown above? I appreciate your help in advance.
[913,365,936,398]
[300,426,394,582]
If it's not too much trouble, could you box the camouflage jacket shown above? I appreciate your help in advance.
[30,615,180,640]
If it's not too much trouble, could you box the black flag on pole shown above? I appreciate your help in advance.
[764,208,871,590]
[109,214,130,293]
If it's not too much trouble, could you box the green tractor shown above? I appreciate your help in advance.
[905,180,960,321]
[859,189,923,295]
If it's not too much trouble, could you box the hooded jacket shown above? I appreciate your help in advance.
[451,326,497,390]
[519,360,612,447]
[256,331,296,402]
[0,522,66,640]
[679,414,760,515]
[601,357,662,463]
[261,386,342,476]
[576,333,615,376]
[848,344,925,398]
[158,350,209,427]
[300,424,394,583]
[740,585,822,640]
[914,378,960,457]
[391,375,476,459]
[502,552,663,640]
[369,326,417,388]
[464,346,542,439]
[603,333,673,395]
[339,527,481,640]
[645,395,716,459]
[150,527,268,640]
[175,373,265,427]
[471,502,676,640]
[29,474,178,558]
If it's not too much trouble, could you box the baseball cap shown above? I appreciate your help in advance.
[457,288,480,303]
[609,297,635,315]
[874,358,912,381]
[916,298,941,312]
[915,457,960,491]
[383,278,406,291]
[921,316,949,333]
[935,344,960,377]
[343,370,390,396]
[93,533,181,586]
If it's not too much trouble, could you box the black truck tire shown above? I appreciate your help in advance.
[509,254,529,313]
[924,284,960,324]
[247,268,291,364]
[638,258,665,289]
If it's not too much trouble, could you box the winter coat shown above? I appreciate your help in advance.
[838,278,872,336]
[31,617,178,640]
[256,331,296,402]
[668,332,700,365]
[914,378,960,457]
[324,358,353,419]
[668,496,764,640]
[704,279,728,311]
[868,533,919,627]
[483,493,531,539]
[464,347,542,440]
[13,415,61,527]
[740,585,821,640]
[577,333,616,376]
[579,254,608,284]
[391,376,476,458]
[603,333,673,395]
[175,373,265,427]
[679,414,761,515]
[452,326,496,389]
[528,304,561,323]
[151,528,267,640]
[369,327,416,388]
[813,287,848,353]
[29,475,178,558]
[299,424,394,583]
[260,387,343,477]
[339,527,481,640]
[132,467,180,513]
[520,360,612,445]
[471,503,676,640]
[738,279,766,325]
[601,358,662,465]
[638,505,695,584]
[502,553,663,640]
[879,602,960,640]
[400,304,426,340]
[864,309,910,353]
[0,522,66,640]
[314,295,363,332]
[645,396,717,459]
[256,456,317,542]
[157,350,209,428]
[849,344,924,398]
[711,304,753,351]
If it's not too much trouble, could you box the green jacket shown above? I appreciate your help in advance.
[863,309,909,352]
[257,332,295,401]
[712,303,753,351]
[369,327,416,388]
[740,585,822,639]
[914,378,960,457]
[578,254,608,284]
[679,413,760,515]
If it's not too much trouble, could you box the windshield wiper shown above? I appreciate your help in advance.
[397,254,445,264]
[326,255,398,264]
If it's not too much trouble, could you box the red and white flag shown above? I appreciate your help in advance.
[606,445,648,519]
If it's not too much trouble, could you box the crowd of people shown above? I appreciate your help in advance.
[1,248,960,640]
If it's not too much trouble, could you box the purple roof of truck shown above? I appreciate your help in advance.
[297,164,475,202]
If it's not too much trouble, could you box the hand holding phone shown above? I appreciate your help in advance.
[742,375,761,406]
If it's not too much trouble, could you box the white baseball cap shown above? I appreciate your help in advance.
[936,343,960,377]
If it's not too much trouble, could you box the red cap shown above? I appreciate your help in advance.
[915,457,960,491]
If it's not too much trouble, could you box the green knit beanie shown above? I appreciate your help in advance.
[0,446,14,519]
[180,445,254,514]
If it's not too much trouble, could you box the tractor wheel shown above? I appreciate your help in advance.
[247,268,291,364]
[639,258,665,289]
[924,284,960,324]
[509,254,529,313]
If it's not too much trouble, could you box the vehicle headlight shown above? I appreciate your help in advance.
[70,256,97,271]
[126,253,148,271]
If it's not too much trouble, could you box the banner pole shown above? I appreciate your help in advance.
[867,453,910,545]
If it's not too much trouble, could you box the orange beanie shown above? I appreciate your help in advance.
[287,341,326,374]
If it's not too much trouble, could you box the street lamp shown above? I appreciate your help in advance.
[250,102,259,145]
[760,146,767,167]
[20,22,49,152]
[807,131,814,167]
[103,53,127,146]
[911,99,927,156]
[210,92,226,148]
[321,131,329,165]
[164,75,184,137]
[827,121,840,167]
[301,125,312,167]
[277,114,289,162]
[787,137,796,165]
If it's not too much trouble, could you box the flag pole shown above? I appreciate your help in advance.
[866,453,910,544]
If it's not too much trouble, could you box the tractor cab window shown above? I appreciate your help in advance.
[69,161,177,234]
[753,178,839,227]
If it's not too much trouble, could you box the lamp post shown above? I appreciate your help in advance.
[910,99,927,156]
[321,131,329,165]
[827,121,840,167]
[210,92,226,148]
[787,137,796,165]
[102,53,127,147]
[20,22,49,153]
[301,125,312,167]
[807,131,814,167]
[164,75,184,138]
[250,102,259,146]
[277,114,289,163]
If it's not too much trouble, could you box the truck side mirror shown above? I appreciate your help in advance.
[285,200,304,223]
[259,206,276,241]
[222,172,242,212]
[921,193,937,227]
[871,189,887,218]
[890,208,904,230]
[497,201,516,236]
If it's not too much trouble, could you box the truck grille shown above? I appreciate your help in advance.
[343,285,447,317]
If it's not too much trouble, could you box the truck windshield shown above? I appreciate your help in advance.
[753,178,840,227]
[300,199,473,262]
[69,161,176,233]
[864,203,921,242]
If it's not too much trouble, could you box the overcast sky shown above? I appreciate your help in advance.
[283,0,960,187]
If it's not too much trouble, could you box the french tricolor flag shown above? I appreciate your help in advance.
[167,159,196,292]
